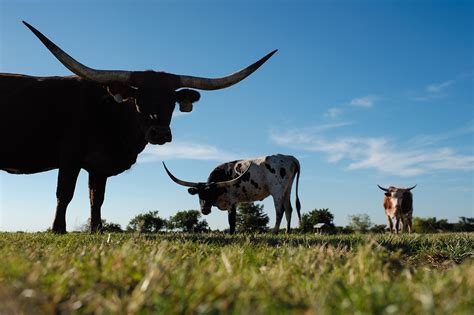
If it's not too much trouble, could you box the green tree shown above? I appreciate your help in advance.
[127,210,165,233]
[454,217,474,232]
[236,203,269,233]
[412,217,456,233]
[335,226,354,234]
[348,213,372,233]
[168,210,209,233]
[412,217,439,233]
[370,224,387,233]
[80,219,123,233]
[300,208,335,233]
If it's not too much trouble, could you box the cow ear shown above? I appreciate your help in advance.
[384,192,391,197]
[188,188,199,195]
[107,84,137,103]
[176,89,201,112]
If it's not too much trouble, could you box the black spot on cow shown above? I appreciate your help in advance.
[265,163,276,174]
[242,186,247,194]
[233,182,241,189]
[250,180,259,189]
[280,167,286,178]
[208,167,232,183]
[240,171,251,182]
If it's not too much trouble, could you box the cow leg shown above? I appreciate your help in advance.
[387,216,394,233]
[273,210,284,234]
[89,173,107,233]
[52,166,80,233]
[394,217,401,234]
[284,195,293,234]
[404,215,412,234]
[272,197,284,234]
[228,205,237,235]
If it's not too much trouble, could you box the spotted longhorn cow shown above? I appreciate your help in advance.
[377,185,416,233]
[0,21,276,233]
[164,154,301,234]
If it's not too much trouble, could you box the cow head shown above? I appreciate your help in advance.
[377,184,416,212]
[23,21,276,145]
[162,162,250,215]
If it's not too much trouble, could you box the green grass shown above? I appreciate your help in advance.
[0,233,473,314]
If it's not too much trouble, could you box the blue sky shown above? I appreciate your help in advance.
[1,0,473,231]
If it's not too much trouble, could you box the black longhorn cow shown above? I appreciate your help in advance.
[0,22,276,233]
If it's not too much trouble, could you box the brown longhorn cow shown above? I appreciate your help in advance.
[377,185,416,233]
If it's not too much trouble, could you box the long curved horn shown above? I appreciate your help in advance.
[177,50,277,90]
[214,164,251,188]
[23,21,131,83]
[406,184,417,191]
[162,162,199,188]
[377,185,389,192]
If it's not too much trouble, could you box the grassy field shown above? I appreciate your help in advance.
[0,233,472,314]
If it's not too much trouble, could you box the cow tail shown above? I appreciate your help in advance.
[294,158,301,225]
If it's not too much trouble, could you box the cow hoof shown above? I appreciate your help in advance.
[51,228,67,234]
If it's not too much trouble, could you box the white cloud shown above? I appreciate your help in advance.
[323,107,343,118]
[350,95,377,108]
[270,127,474,177]
[426,80,455,93]
[414,79,456,101]
[139,141,238,163]
[409,124,474,147]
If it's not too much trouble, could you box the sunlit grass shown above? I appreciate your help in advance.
[0,233,472,314]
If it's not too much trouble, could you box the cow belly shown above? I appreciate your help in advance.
[1,166,56,175]
[385,208,397,219]
[0,145,60,174]
[235,190,269,203]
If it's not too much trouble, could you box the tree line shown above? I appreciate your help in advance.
[81,203,474,234]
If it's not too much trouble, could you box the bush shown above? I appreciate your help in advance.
[167,210,209,233]
[80,219,123,233]
[348,213,372,233]
[300,208,335,233]
[370,224,387,234]
[127,210,165,233]
[236,203,269,233]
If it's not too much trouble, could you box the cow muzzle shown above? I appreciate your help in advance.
[146,126,172,145]
[201,207,211,215]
